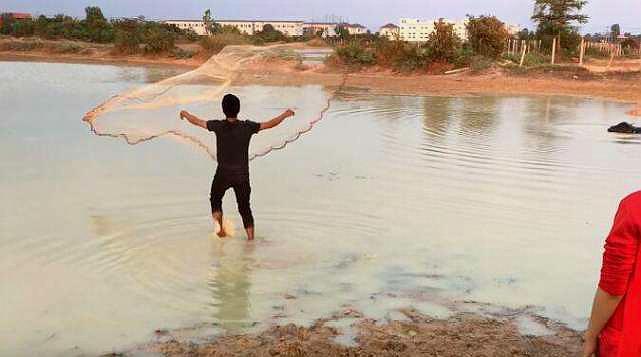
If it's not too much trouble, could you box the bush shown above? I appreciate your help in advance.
[0,39,44,51]
[427,19,461,62]
[254,24,286,43]
[470,55,494,73]
[113,19,142,54]
[54,41,84,53]
[466,15,509,59]
[143,23,176,54]
[333,41,376,66]
[172,47,195,59]
[0,13,15,35]
[452,46,474,68]
[199,32,249,54]
[11,19,35,37]
[504,51,548,66]
[393,45,431,72]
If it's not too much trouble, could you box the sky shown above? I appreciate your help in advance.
[2,0,640,34]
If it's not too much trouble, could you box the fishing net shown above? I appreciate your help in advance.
[83,44,344,160]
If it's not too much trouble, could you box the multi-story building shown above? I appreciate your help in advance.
[379,23,399,40]
[399,18,520,42]
[163,19,304,37]
[341,23,368,35]
[399,18,468,42]
[303,22,338,38]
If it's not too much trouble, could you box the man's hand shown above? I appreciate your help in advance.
[283,109,295,118]
[180,110,189,120]
[582,332,598,357]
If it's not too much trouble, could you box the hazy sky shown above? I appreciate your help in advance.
[2,0,639,34]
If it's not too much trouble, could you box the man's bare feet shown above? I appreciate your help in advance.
[214,220,227,238]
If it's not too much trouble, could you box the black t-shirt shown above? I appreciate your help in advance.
[207,119,261,176]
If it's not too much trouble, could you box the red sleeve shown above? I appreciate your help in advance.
[599,199,640,296]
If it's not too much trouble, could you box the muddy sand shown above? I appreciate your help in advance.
[129,308,582,357]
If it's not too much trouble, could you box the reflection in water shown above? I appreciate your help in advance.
[208,241,254,332]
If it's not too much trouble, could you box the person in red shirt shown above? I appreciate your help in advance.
[584,192,641,357]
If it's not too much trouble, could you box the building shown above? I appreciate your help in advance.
[0,12,32,27]
[164,19,208,35]
[341,23,367,35]
[399,18,468,42]
[303,22,338,38]
[379,23,399,40]
[505,24,522,36]
[162,19,304,37]
[399,18,520,42]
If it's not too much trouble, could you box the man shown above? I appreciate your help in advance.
[180,94,294,240]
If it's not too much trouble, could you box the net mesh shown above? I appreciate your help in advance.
[82,44,343,160]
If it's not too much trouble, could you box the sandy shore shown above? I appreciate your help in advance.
[3,40,641,111]
[130,309,582,357]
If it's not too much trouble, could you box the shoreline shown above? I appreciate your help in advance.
[129,308,583,356]
[0,51,201,70]
[3,48,641,113]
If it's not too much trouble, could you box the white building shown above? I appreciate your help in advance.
[399,18,521,42]
[342,23,367,35]
[303,22,338,38]
[505,24,522,36]
[164,19,208,35]
[379,23,399,40]
[163,19,304,37]
[399,18,468,42]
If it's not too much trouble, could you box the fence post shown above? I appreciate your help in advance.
[519,40,527,67]
[551,37,556,64]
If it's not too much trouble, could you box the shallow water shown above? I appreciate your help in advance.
[1,61,641,356]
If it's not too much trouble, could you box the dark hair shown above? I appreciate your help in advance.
[222,94,240,118]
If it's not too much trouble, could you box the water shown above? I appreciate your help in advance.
[1,61,640,356]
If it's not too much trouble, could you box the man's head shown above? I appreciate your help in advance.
[222,94,240,118]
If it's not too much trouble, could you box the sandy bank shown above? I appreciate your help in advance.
[3,39,641,114]
[131,309,582,357]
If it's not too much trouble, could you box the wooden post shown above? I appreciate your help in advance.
[579,38,585,66]
[551,37,557,64]
[519,41,527,67]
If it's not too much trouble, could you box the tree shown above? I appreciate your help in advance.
[255,24,286,42]
[113,19,142,53]
[531,0,589,49]
[202,9,220,35]
[1,13,16,35]
[427,19,461,62]
[466,15,510,59]
[12,19,35,37]
[143,23,176,53]
[336,24,350,40]
[611,24,621,41]
[84,6,112,42]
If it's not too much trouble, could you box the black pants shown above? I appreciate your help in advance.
[210,171,254,229]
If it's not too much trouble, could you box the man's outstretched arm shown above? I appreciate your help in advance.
[180,110,207,129]
[259,109,295,131]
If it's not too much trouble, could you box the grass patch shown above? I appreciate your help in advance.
[200,33,250,54]
[0,39,44,51]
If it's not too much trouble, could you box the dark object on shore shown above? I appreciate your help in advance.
[608,122,641,134]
